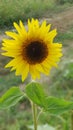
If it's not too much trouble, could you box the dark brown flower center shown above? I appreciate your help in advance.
[23,41,48,64]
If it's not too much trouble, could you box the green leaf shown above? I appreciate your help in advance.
[44,96,73,115]
[25,82,46,107]
[25,82,73,115]
[0,87,24,109]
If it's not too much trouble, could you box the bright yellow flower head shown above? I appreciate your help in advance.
[2,18,62,81]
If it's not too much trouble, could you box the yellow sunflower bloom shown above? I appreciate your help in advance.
[2,18,62,81]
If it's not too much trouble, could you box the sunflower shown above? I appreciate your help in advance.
[2,18,62,81]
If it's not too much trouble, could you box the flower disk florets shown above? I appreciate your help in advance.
[22,41,48,64]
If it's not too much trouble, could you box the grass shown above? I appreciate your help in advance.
[0,0,54,28]
[0,73,21,93]
[57,32,73,42]
[0,0,73,29]
[56,32,73,43]
[0,71,30,96]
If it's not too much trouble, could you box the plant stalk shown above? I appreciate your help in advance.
[71,110,73,130]
[32,103,37,130]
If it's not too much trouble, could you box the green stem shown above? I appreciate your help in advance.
[71,111,73,130]
[32,103,37,130]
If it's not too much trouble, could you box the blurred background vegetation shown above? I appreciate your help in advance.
[0,0,73,130]
[0,0,73,29]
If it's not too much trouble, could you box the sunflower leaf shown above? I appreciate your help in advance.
[25,82,46,107]
[0,87,24,109]
[43,96,73,115]
[25,82,73,115]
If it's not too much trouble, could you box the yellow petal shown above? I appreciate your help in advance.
[45,29,57,43]
[21,64,29,81]
[19,20,27,35]
[29,65,40,79]
[2,39,21,46]
[13,22,22,34]
[15,60,26,73]
[35,64,49,75]
[5,31,19,40]
[5,57,23,68]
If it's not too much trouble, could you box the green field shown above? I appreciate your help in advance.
[0,0,72,29]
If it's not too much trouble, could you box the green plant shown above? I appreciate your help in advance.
[55,0,73,5]
[0,0,55,28]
